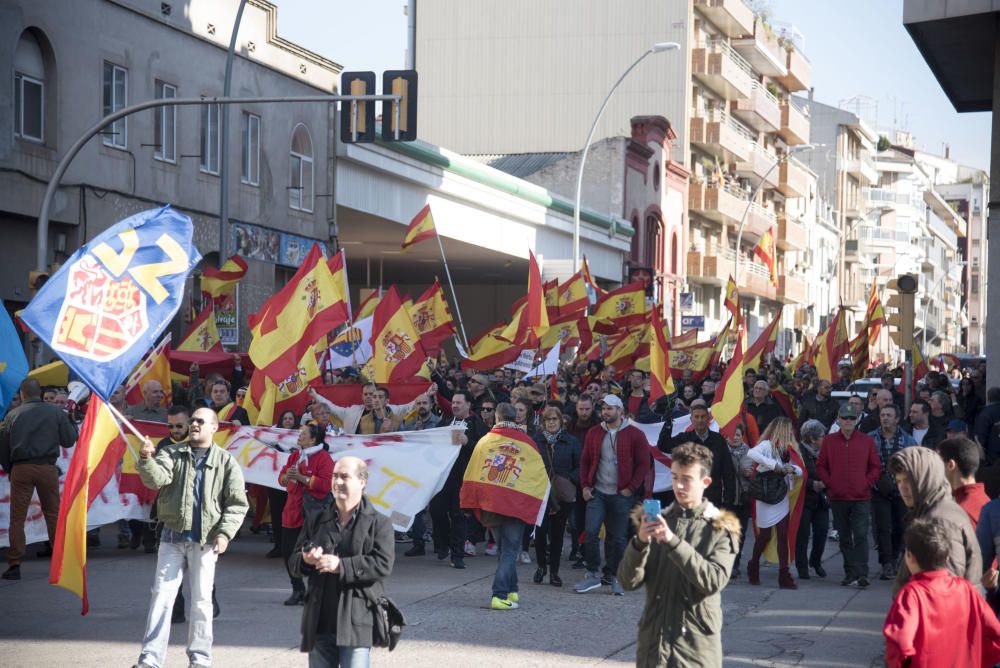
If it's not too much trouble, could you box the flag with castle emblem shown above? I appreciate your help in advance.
[369,286,426,382]
[590,281,647,328]
[177,304,223,352]
[410,280,455,355]
[20,206,201,400]
[460,426,550,527]
[753,228,778,286]
[724,275,740,321]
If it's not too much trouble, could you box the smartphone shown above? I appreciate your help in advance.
[643,499,661,522]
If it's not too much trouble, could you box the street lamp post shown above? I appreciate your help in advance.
[572,42,680,273]
[922,260,967,351]
[732,144,815,282]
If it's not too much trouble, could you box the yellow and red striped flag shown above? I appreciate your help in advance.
[849,330,869,380]
[369,286,426,382]
[814,307,849,382]
[865,282,886,346]
[125,334,173,406]
[401,204,437,252]
[591,281,647,328]
[460,426,550,527]
[557,270,589,316]
[410,280,456,355]
[649,308,675,404]
[753,229,778,286]
[354,289,381,321]
[744,315,781,374]
[724,275,740,321]
[201,255,248,303]
[670,329,699,349]
[495,250,549,348]
[711,324,747,439]
[177,305,223,353]
[50,397,129,614]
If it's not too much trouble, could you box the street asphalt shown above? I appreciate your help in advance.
[0,525,891,667]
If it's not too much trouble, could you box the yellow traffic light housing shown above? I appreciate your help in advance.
[340,71,376,143]
[886,273,918,349]
[382,70,418,142]
[28,271,49,292]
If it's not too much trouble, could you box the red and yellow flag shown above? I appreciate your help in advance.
[177,305,223,353]
[369,286,426,382]
[789,335,812,374]
[581,256,606,300]
[724,275,740,321]
[248,245,349,384]
[753,229,778,286]
[495,251,550,348]
[711,324,746,439]
[557,270,589,316]
[50,397,129,614]
[649,308,675,404]
[865,282,886,346]
[461,322,520,370]
[201,255,248,303]
[401,204,437,252]
[668,339,715,381]
[410,280,455,355]
[849,330,869,380]
[591,281,647,328]
[245,345,320,426]
[814,307,850,382]
[604,325,649,370]
[912,343,929,396]
[744,315,781,374]
[670,329,699,349]
[543,278,560,318]
[539,314,589,353]
[460,426,550,527]
[125,334,173,406]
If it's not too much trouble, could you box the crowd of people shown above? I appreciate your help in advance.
[5,347,1000,666]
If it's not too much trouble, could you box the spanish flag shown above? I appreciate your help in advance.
[410,280,455,355]
[125,334,173,406]
[496,251,549,348]
[369,286,426,382]
[813,307,849,382]
[667,340,715,381]
[789,335,812,374]
[460,427,550,527]
[604,326,648,370]
[710,324,746,439]
[401,204,437,252]
[591,281,647,328]
[649,308,675,404]
[354,289,381,321]
[865,282,886,346]
[177,304,223,353]
[543,278,560,318]
[461,321,520,370]
[670,329,699,349]
[744,314,780,374]
[539,314,590,353]
[50,397,129,614]
[753,228,778,286]
[200,255,248,303]
[911,343,929,396]
[724,275,740,321]
[248,244,349,384]
[245,345,320,426]
[557,270,589,316]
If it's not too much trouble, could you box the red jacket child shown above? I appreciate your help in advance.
[279,447,333,529]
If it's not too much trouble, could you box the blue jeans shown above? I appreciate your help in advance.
[584,491,631,575]
[308,638,370,668]
[491,521,524,598]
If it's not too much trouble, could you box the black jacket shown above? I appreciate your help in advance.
[670,430,737,507]
[443,413,489,491]
[0,399,77,471]
[799,395,839,430]
[534,430,583,486]
[798,443,826,510]
[746,399,782,434]
[289,496,395,652]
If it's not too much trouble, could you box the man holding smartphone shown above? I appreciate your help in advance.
[132,407,248,668]
[618,442,740,667]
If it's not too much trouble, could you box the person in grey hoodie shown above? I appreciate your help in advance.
[888,446,982,597]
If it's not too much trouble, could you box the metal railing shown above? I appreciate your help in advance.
[704,38,754,76]
[751,80,780,107]
[858,225,910,243]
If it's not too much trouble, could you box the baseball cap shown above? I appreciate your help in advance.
[946,418,968,433]
[529,383,547,395]
[838,403,859,419]
[601,394,623,409]
[470,373,490,386]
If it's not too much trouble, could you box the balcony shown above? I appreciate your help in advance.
[689,181,749,226]
[778,157,810,198]
[736,143,780,188]
[687,250,732,285]
[776,213,807,251]
[864,187,924,211]
[778,101,809,146]
[744,200,777,241]
[690,109,752,163]
[778,274,807,303]
[732,21,788,77]
[692,40,755,100]
[777,43,811,92]
[858,225,911,248]
[840,152,878,185]
[741,261,777,300]
[731,81,781,132]
[693,0,755,38]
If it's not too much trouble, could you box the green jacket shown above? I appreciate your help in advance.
[137,442,248,544]
[618,500,740,668]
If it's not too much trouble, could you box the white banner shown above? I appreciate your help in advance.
[504,349,537,373]
[634,415,720,493]
[0,424,464,548]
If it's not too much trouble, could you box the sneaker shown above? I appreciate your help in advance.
[611,577,625,596]
[574,572,602,593]
[484,542,498,556]
[879,563,894,580]
[841,577,858,587]
[451,558,466,569]
[857,576,870,588]
[600,574,612,586]
[464,540,477,557]
[2,565,21,581]
[507,592,520,603]
[519,551,532,565]
[117,534,130,549]
[828,529,839,542]
[490,596,518,610]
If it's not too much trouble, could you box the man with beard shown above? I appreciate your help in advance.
[670,401,736,509]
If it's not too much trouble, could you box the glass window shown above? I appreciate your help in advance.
[154,81,176,162]
[102,61,128,148]
[200,102,220,174]
[242,112,260,186]
[14,73,43,142]
[289,124,313,212]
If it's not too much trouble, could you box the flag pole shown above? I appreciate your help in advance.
[435,234,470,351]
[104,399,145,440]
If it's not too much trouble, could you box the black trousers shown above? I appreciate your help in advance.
[871,491,906,565]
[795,502,829,572]
[430,485,466,560]
[535,505,571,574]
[281,521,304,592]
[268,488,287,550]
[726,504,751,572]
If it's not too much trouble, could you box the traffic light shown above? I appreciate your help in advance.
[28,270,49,292]
[886,273,918,348]
[340,71,376,143]
[381,70,418,142]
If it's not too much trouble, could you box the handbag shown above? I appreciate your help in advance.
[545,441,577,504]
[368,593,406,651]
[749,470,788,505]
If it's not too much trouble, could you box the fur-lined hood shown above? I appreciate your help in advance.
[629,499,742,541]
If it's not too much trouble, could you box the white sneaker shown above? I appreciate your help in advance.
[519,551,532,565]
[464,540,477,557]
[484,542,498,556]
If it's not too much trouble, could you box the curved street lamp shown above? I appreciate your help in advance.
[572,42,681,273]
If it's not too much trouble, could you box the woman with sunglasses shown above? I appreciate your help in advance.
[277,423,333,605]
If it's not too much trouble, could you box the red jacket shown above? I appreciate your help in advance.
[884,569,1000,668]
[954,483,991,528]
[816,429,881,501]
[580,421,650,495]
[279,449,334,529]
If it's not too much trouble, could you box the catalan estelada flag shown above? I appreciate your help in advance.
[125,334,172,406]
[410,280,455,355]
[200,255,248,303]
[753,228,778,286]
[591,281,647,328]
[460,426,550,527]
[649,308,675,404]
[248,244,349,384]
[711,324,746,440]
[401,204,437,252]
[369,286,426,383]
[744,315,781,374]
[177,304,223,353]
[50,397,129,614]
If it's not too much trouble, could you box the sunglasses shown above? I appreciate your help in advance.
[480,407,495,412]
[168,423,187,430]
[188,417,207,426]
[839,415,858,421]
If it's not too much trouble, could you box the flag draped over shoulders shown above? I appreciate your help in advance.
[460,427,550,527]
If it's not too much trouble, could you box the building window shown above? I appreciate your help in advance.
[154,81,176,162]
[102,61,128,148]
[200,101,220,174]
[242,112,260,186]
[14,32,46,143]
[289,123,313,212]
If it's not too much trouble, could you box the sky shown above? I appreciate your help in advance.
[271,0,992,172]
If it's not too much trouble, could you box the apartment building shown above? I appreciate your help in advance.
[939,172,989,355]
[415,0,815,346]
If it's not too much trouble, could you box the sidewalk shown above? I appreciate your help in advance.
[0,527,890,667]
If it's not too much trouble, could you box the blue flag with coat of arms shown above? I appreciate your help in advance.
[20,206,202,401]
[0,303,30,413]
